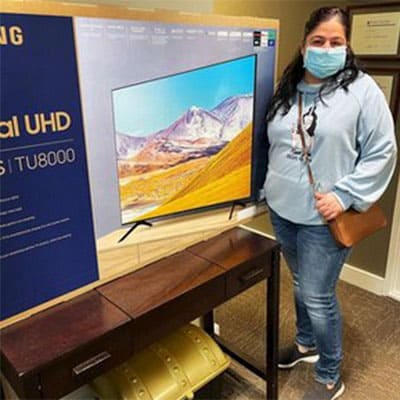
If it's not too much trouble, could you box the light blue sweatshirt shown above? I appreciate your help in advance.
[264,72,398,225]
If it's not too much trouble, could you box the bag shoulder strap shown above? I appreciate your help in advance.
[297,92,316,189]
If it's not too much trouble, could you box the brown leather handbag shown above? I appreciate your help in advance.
[297,93,387,248]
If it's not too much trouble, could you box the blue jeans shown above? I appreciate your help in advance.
[269,207,351,384]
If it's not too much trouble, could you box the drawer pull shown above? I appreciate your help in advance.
[73,351,111,376]
[239,267,265,283]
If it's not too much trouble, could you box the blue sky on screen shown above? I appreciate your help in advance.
[112,55,256,137]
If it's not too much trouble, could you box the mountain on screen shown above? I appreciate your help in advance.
[116,94,253,169]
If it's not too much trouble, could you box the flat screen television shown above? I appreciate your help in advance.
[112,54,256,225]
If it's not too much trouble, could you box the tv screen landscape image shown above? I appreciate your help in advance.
[112,55,256,224]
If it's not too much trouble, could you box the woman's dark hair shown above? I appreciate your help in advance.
[266,7,363,121]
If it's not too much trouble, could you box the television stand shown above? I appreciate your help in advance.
[118,220,153,243]
[0,227,280,399]
[228,201,246,220]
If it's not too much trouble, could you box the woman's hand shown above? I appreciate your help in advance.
[314,192,344,221]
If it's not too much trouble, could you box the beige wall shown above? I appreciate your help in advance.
[214,0,399,277]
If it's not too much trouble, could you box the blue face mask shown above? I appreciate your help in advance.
[303,46,347,79]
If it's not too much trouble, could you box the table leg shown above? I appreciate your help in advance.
[266,248,280,400]
[203,311,215,336]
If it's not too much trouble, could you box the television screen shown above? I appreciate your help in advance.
[112,55,256,224]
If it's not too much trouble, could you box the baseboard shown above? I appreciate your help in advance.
[387,290,400,302]
[339,263,385,295]
[239,224,385,296]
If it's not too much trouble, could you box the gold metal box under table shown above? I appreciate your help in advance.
[91,324,230,400]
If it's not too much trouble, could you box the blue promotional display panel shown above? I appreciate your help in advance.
[0,14,99,320]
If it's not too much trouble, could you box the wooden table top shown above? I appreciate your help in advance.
[97,250,225,318]
[187,227,276,269]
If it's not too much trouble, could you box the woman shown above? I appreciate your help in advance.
[263,7,397,400]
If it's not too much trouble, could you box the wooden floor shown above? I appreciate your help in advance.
[216,259,400,400]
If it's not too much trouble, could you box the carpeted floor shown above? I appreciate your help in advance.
[215,259,400,400]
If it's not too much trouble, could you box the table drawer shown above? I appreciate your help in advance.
[40,324,133,399]
[226,253,272,298]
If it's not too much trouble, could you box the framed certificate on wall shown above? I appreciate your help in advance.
[348,3,400,59]
[364,62,400,120]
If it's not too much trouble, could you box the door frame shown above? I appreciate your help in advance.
[384,172,400,300]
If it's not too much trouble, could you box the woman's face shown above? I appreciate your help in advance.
[301,16,347,54]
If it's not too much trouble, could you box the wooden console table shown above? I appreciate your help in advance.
[0,227,280,399]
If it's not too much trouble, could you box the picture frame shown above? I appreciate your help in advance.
[362,61,400,120]
[348,3,400,59]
